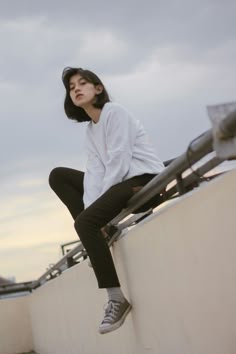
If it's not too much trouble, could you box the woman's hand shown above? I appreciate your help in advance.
[132,186,143,194]
[101,226,109,238]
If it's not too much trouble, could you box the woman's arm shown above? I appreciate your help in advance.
[83,147,105,208]
[100,105,136,195]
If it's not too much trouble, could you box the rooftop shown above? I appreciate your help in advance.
[1,105,236,354]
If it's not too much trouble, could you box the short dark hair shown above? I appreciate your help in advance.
[62,67,110,122]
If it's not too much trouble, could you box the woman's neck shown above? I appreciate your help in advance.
[84,105,102,124]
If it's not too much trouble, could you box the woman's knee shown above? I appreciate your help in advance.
[74,212,89,232]
[48,167,65,189]
[74,211,100,240]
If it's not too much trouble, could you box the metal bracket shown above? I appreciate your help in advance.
[207,102,236,159]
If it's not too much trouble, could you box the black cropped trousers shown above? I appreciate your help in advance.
[49,167,157,288]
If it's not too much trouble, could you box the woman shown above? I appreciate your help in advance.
[49,67,164,334]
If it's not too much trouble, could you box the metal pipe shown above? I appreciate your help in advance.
[31,110,236,289]
[110,130,214,225]
[165,156,223,199]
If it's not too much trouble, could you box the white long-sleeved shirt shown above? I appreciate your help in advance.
[83,102,165,208]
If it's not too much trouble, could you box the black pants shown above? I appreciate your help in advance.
[49,167,157,288]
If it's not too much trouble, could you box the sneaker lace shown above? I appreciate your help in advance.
[102,301,120,323]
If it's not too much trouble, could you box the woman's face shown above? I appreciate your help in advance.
[69,73,102,109]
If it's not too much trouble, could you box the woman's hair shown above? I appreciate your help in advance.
[62,67,110,122]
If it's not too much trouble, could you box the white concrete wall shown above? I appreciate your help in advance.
[1,170,236,354]
[29,170,236,354]
[0,295,33,354]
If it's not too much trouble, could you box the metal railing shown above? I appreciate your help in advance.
[0,281,33,297]
[29,109,236,290]
[2,109,235,294]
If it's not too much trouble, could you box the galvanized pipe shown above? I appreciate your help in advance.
[31,109,236,290]
[110,130,214,225]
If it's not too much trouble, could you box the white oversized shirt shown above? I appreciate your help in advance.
[83,102,165,208]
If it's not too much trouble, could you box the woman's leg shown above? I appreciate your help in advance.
[48,167,84,219]
[49,170,156,333]
[74,174,156,288]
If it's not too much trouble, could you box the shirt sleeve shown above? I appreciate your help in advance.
[83,141,105,208]
[100,105,137,195]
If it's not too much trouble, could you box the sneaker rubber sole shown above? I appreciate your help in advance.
[99,302,132,334]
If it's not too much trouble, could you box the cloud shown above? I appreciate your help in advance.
[0,242,68,281]
[0,0,235,282]
[0,177,76,281]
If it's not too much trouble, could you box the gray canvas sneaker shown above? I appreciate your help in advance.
[99,298,132,334]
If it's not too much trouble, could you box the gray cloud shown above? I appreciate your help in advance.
[0,0,235,280]
[0,0,235,169]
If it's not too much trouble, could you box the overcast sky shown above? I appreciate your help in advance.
[0,0,236,282]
